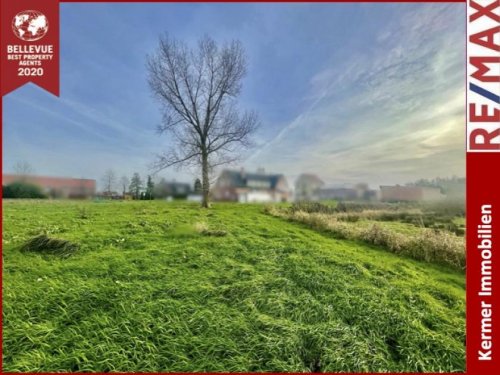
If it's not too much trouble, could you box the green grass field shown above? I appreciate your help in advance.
[2,200,465,372]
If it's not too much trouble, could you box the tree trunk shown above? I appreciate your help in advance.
[201,153,210,208]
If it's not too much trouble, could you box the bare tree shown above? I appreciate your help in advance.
[147,35,258,208]
[129,173,143,200]
[14,161,34,178]
[120,175,130,196]
[101,169,117,195]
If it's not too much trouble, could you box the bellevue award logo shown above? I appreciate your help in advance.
[1,0,59,96]
[11,10,49,42]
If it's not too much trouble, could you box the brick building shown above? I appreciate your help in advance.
[3,174,96,198]
[380,185,443,202]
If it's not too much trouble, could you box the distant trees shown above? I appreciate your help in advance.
[145,175,155,200]
[120,176,130,196]
[13,161,34,176]
[406,176,465,196]
[101,169,117,195]
[102,171,196,201]
[129,173,143,200]
[3,182,46,199]
[13,161,34,182]
[194,178,202,194]
[147,34,258,208]
[295,174,325,202]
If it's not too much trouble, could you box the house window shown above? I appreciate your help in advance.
[247,180,270,189]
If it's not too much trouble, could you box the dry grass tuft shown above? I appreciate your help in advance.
[20,234,78,257]
[194,221,227,237]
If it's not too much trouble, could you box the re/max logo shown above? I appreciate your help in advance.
[467,0,500,152]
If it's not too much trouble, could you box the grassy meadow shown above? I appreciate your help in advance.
[2,200,465,372]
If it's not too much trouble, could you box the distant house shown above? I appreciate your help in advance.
[295,174,324,201]
[380,185,443,202]
[3,174,96,198]
[213,169,291,203]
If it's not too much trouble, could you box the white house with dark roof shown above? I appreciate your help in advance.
[212,169,291,203]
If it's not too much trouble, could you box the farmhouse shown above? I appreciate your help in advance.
[3,174,96,198]
[212,169,291,203]
[380,185,443,202]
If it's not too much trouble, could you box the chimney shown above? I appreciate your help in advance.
[257,167,265,175]
[240,167,246,179]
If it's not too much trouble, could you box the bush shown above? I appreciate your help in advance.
[3,182,47,199]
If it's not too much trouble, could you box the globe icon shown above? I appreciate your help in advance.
[12,10,49,42]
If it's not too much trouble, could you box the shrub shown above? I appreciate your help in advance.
[3,182,47,199]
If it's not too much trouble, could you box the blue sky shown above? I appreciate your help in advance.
[3,2,465,190]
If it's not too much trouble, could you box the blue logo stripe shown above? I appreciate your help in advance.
[470,83,500,104]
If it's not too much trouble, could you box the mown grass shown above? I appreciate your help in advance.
[2,200,465,372]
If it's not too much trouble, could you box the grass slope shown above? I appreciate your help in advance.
[2,200,465,372]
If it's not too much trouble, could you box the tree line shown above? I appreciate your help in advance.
[101,169,202,200]
[101,170,154,200]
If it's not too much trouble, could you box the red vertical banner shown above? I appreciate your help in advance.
[466,0,500,373]
[1,0,59,96]
[466,153,500,374]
